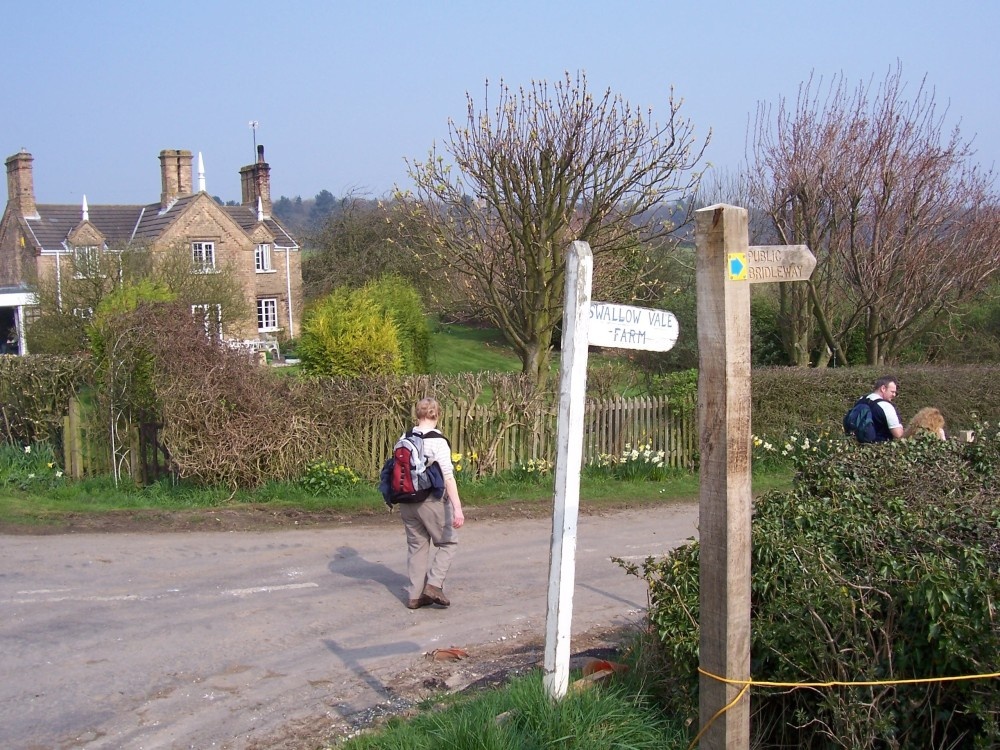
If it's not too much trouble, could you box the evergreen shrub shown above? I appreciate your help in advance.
[365,275,430,373]
[299,288,403,377]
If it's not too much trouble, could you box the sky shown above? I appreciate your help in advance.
[6,0,1000,206]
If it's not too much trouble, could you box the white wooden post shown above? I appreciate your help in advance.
[543,241,680,700]
[543,240,593,699]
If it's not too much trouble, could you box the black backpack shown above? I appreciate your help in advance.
[843,397,889,443]
[378,429,445,506]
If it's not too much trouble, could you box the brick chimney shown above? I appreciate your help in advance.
[159,149,194,208]
[5,150,38,219]
[240,144,271,218]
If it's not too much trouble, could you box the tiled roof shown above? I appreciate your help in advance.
[24,198,299,250]
[222,205,299,248]
[132,196,198,240]
[26,204,146,250]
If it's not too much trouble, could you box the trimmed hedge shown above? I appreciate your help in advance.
[751,365,1000,440]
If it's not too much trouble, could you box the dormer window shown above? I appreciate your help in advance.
[192,241,216,273]
[255,243,272,272]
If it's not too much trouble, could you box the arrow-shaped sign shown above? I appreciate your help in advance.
[728,253,746,281]
[742,245,816,283]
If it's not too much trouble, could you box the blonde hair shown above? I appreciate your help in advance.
[903,406,946,440]
[415,397,440,421]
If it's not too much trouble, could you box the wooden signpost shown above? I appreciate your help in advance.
[695,205,815,748]
[543,241,679,699]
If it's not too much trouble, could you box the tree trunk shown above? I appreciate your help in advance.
[522,340,552,390]
[779,283,812,366]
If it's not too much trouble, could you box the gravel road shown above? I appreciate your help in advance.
[0,501,698,749]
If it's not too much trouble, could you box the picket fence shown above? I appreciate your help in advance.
[61,395,698,481]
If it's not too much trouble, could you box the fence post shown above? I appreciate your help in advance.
[67,396,83,479]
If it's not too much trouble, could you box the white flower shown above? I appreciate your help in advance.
[24,446,31,454]
[55,470,63,478]
[784,443,793,452]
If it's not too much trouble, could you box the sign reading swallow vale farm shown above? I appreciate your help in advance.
[588,302,679,352]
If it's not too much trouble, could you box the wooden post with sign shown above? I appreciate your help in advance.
[544,240,594,700]
[544,240,679,700]
[695,205,815,748]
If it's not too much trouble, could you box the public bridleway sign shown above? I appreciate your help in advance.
[728,244,816,283]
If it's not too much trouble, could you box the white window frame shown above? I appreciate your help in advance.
[255,243,273,272]
[191,241,216,273]
[257,298,279,332]
[72,245,102,279]
[192,303,223,340]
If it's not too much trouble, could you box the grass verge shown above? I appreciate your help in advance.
[0,464,793,530]
[334,659,689,749]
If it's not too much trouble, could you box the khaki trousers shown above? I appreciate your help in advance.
[399,498,458,601]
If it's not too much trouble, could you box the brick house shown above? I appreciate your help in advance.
[0,145,302,354]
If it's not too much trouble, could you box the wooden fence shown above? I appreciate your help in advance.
[61,395,698,481]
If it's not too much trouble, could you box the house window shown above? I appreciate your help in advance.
[255,243,272,272]
[191,241,216,273]
[72,307,94,320]
[192,303,223,339]
[72,245,101,279]
[257,298,278,332]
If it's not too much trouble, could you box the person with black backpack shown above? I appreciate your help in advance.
[397,397,465,610]
[843,375,904,443]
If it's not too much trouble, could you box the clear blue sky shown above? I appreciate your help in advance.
[6,0,999,205]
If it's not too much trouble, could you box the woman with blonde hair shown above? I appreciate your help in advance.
[399,397,465,609]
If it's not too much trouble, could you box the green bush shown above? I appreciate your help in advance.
[622,432,1000,748]
[25,313,89,355]
[0,354,93,445]
[298,288,403,377]
[366,275,430,373]
[297,277,430,378]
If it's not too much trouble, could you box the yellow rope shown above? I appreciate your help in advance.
[687,681,749,749]
[698,666,1000,689]
[687,667,1000,749]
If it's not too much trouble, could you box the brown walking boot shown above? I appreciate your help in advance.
[422,584,450,607]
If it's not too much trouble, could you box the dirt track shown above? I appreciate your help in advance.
[0,501,698,749]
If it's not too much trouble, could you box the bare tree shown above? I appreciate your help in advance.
[304,196,399,298]
[748,64,1000,366]
[399,71,708,385]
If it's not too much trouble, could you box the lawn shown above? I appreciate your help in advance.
[428,322,522,373]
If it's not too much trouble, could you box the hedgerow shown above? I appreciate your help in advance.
[621,429,1000,748]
